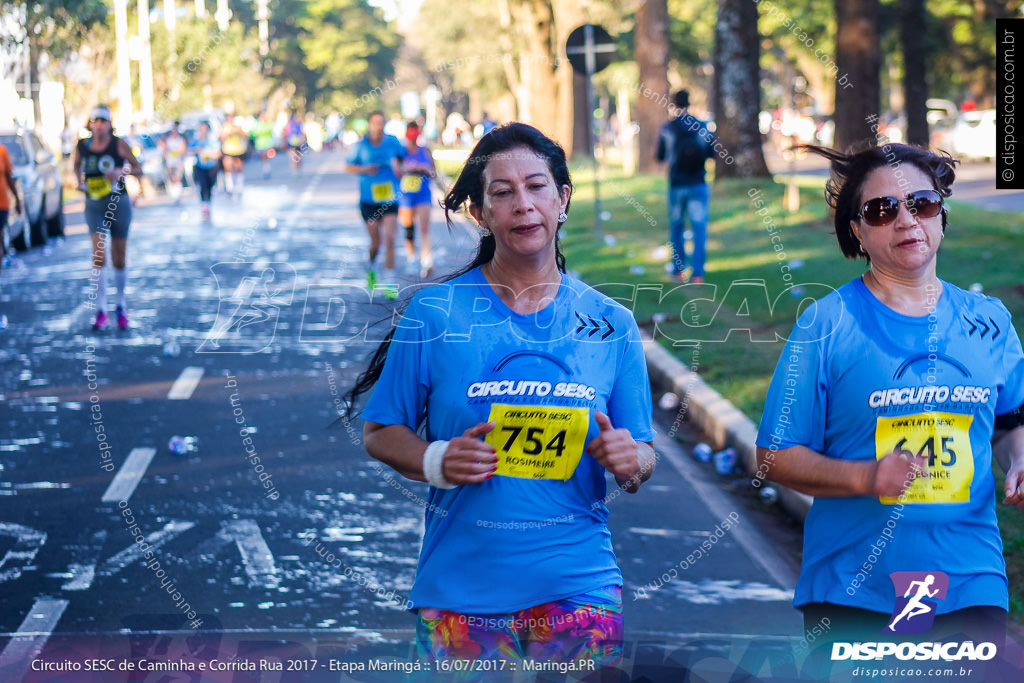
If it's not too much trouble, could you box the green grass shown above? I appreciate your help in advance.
[559,163,1024,623]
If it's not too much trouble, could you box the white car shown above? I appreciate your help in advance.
[0,126,64,248]
[952,109,996,161]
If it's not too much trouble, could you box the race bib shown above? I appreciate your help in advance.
[370,181,396,203]
[485,404,589,480]
[287,134,305,147]
[875,411,974,504]
[86,176,112,200]
[223,135,247,156]
[400,175,422,193]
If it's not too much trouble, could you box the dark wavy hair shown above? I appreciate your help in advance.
[801,143,958,260]
[340,122,574,419]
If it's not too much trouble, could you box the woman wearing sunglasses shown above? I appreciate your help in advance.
[755,143,1024,654]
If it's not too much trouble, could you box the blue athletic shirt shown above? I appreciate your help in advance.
[346,135,405,205]
[757,277,1024,614]
[361,267,656,613]
[398,145,433,208]
[191,132,221,170]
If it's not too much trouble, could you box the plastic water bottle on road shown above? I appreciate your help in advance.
[168,436,198,455]
[713,447,738,475]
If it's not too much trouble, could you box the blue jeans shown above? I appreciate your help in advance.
[667,183,709,277]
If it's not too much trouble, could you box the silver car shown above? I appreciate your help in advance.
[0,126,64,248]
[2,180,29,255]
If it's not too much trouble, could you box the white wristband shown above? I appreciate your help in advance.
[422,440,456,489]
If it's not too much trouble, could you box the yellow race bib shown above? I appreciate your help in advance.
[370,181,396,203]
[86,176,112,200]
[223,135,248,156]
[875,411,974,504]
[485,404,589,480]
[400,175,422,193]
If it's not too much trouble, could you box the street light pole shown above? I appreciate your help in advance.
[138,0,155,121]
[215,0,231,31]
[114,0,133,128]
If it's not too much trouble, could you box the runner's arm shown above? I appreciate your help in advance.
[756,444,926,499]
[3,158,19,213]
[364,421,497,486]
[616,441,655,493]
[994,425,1024,509]
[345,162,378,175]
[73,143,84,187]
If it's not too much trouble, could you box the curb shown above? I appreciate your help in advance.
[641,334,813,523]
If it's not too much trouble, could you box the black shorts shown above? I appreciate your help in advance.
[360,201,398,222]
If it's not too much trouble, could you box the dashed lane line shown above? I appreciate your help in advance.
[100,447,157,503]
[167,366,205,400]
[0,597,69,681]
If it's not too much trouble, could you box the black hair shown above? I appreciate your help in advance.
[340,122,573,419]
[673,90,690,110]
[801,143,958,260]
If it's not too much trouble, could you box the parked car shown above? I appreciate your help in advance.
[124,130,167,198]
[952,109,997,161]
[0,126,64,247]
[2,180,29,253]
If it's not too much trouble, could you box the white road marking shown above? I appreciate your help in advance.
[0,597,69,681]
[217,520,280,588]
[97,520,195,576]
[0,523,47,583]
[100,447,157,503]
[167,366,205,400]
[61,530,107,591]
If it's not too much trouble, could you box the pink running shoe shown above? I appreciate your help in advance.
[92,310,109,331]
[116,306,129,330]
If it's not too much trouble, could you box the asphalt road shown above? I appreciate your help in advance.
[2,151,1017,682]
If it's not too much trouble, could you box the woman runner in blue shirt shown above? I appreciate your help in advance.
[756,143,1024,658]
[344,123,656,671]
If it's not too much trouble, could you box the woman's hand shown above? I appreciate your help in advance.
[103,168,124,184]
[586,412,640,480]
[871,451,929,499]
[441,422,498,485]
[1002,459,1024,511]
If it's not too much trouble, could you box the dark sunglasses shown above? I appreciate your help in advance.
[855,189,943,227]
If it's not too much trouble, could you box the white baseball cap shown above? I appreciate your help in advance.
[89,105,112,121]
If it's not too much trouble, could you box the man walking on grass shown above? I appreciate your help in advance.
[656,89,715,283]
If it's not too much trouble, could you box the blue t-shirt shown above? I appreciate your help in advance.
[361,267,656,613]
[398,145,433,207]
[191,132,221,170]
[346,135,405,204]
[757,277,1024,614]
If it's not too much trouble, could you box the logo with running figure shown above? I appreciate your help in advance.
[883,571,949,635]
[199,263,296,354]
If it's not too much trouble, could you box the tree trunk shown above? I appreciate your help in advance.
[515,0,560,139]
[833,0,881,151]
[901,0,929,147]
[634,0,670,174]
[713,0,770,178]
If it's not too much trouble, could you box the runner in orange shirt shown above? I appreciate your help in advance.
[0,143,23,271]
